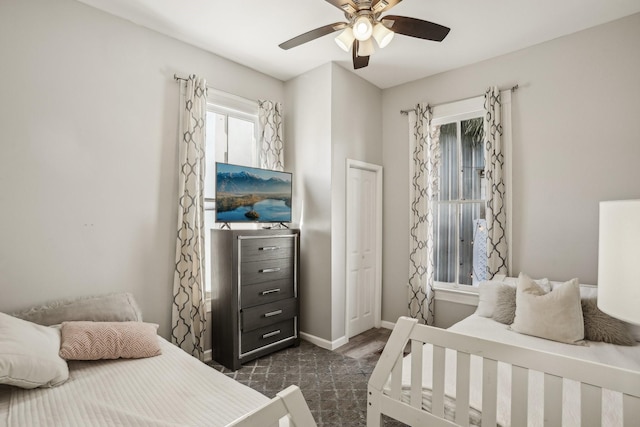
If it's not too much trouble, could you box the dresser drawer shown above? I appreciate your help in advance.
[241,279,294,308]
[241,297,297,332]
[241,319,296,355]
[240,236,295,263]
[240,258,293,285]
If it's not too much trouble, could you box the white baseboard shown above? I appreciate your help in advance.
[380,320,395,330]
[300,331,348,351]
[204,349,212,363]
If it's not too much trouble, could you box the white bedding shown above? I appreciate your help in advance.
[399,314,640,427]
[0,337,281,427]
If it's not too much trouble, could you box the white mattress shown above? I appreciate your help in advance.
[0,337,278,427]
[400,314,640,427]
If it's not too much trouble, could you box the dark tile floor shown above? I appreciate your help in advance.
[208,339,406,426]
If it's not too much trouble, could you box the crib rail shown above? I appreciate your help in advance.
[367,316,640,427]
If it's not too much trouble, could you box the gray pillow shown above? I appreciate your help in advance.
[581,298,636,346]
[492,286,516,325]
[11,293,142,326]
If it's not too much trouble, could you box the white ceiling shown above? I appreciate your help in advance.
[75,0,640,89]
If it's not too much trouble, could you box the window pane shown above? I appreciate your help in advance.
[461,117,485,201]
[205,112,224,199]
[437,123,458,201]
[434,203,456,283]
[459,202,487,286]
[227,116,255,166]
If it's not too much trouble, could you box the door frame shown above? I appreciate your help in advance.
[345,159,383,339]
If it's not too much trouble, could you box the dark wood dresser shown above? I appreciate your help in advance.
[210,228,300,370]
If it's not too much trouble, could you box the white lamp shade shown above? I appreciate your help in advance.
[353,16,373,41]
[357,38,375,56]
[597,199,640,325]
[335,27,355,52]
[372,23,394,48]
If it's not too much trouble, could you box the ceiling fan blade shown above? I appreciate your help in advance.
[352,41,370,69]
[325,0,358,14]
[279,22,348,50]
[371,0,403,14]
[383,15,450,42]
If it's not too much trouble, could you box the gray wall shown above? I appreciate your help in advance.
[284,63,382,344]
[0,0,284,340]
[284,64,334,341]
[330,64,383,341]
[381,13,640,324]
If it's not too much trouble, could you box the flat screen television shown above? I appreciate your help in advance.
[215,162,292,223]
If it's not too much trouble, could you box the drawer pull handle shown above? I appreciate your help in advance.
[259,246,279,251]
[261,288,281,295]
[259,267,281,273]
[262,330,281,339]
[264,309,283,318]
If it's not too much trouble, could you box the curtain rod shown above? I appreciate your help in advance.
[173,73,260,107]
[400,84,519,115]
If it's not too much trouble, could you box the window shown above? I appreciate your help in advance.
[433,115,486,287]
[430,94,511,291]
[203,90,260,295]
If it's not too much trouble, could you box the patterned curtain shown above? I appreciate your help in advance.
[484,87,508,278]
[171,75,207,360]
[258,100,284,171]
[408,103,441,325]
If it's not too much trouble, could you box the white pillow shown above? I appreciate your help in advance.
[476,277,550,318]
[0,312,69,388]
[511,274,585,345]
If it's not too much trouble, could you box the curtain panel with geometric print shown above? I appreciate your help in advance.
[171,75,207,360]
[407,103,441,325]
[258,100,284,171]
[484,86,508,278]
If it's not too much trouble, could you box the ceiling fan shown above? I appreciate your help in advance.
[278,0,450,70]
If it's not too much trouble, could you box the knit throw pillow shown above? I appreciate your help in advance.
[59,321,161,360]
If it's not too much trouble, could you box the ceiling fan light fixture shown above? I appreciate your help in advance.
[352,16,373,41]
[335,27,355,52]
[357,38,375,57]
[372,22,394,48]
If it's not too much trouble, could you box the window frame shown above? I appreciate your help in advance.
[430,93,512,294]
[203,89,261,301]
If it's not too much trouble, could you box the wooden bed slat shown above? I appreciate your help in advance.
[432,345,446,418]
[390,354,402,400]
[511,365,529,426]
[481,358,498,426]
[623,394,640,425]
[544,373,563,427]
[410,339,424,409]
[580,383,602,427]
[455,351,471,427]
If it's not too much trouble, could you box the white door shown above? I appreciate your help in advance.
[346,161,382,338]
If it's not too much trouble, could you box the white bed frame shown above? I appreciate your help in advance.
[367,316,640,427]
[227,385,317,427]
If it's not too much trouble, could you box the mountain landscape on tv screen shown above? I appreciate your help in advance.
[216,171,292,222]
[216,171,290,194]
